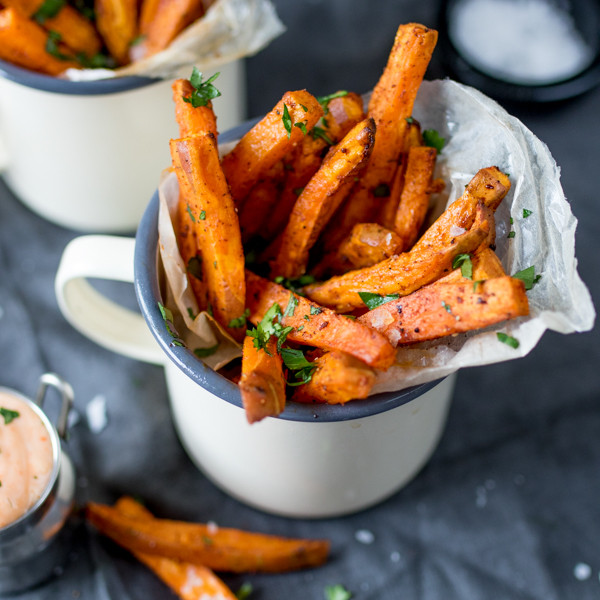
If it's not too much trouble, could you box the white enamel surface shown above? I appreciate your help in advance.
[167,365,456,518]
[0,60,244,232]
[55,235,164,364]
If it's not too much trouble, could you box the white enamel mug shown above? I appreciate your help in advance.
[0,59,244,232]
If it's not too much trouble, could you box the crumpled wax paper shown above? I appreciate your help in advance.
[157,78,596,390]
[64,0,285,81]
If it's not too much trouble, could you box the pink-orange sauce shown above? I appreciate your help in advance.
[0,391,54,528]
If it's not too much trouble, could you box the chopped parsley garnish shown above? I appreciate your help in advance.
[358,291,400,310]
[45,31,71,61]
[510,217,514,225]
[158,302,184,346]
[228,308,250,329]
[373,183,390,198]
[274,274,316,295]
[422,129,446,152]
[194,344,219,358]
[187,307,196,319]
[0,407,20,425]
[129,34,146,47]
[283,293,298,317]
[236,582,253,599]
[281,348,317,386]
[324,584,352,600]
[441,301,452,313]
[405,116,415,124]
[497,332,519,349]
[34,0,65,24]
[507,231,516,239]
[452,253,473,279]
[199,210,206,220]
[316,90,348,114]
[311,126,333,145]
[522,208,533,218]
[186,204,196,222]
[294,121,308,135]
[183,68,221,108]
[187,256,203,281]
[282,103,293,138]
[76,52,116,69]
[310,305,323,315]
[512,265,541,290]
[247,303,291,354]
[473,279,484,292]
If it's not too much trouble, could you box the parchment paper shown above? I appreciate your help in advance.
[64,0,285,81]
[157,79,596,390]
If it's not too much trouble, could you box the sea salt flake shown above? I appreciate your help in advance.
[355,529,375,544]
[86,395,108,433]
[207,520,219,534]
[574,562,591,581]
[450,225,466,237]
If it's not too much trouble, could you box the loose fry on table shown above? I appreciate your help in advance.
[263,91,366,240]
[303,202,491,312]
[239,335,286,423]
[114,497,237,600]
[172,78,218,138]
[393,145,438,251]
[86,501,330,573]
[2,0,101,56]
[0,8,80,75]
[270,118,376,280]
[137,0,205,59]
[378,118,424,229]
[321,23,438,251]
[292,351,376,404]
[246,271,396,370]
[170,133,246,340]
[94,0,138,65]
[359,276,529,345]
[221,90,324,206]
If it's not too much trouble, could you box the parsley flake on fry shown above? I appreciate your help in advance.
[45,30,70,61]
[281,348,317,386]
[422,128,446,152]
[358,292,400,310]
[317,90,348,114]
[452,253,473,279]
[228,308,250,329]
[34,0,65,24]
[497,332,520,348]
[182,69,221,108]
[513,265,541,290]
[282,103,293,138]
[283,293,299,317]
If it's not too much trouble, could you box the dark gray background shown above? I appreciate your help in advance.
[1,0,599,598]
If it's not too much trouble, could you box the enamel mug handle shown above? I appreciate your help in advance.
[55,235,164,365]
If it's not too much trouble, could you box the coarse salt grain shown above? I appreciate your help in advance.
[355,529,375,544]
[449,0,593,85]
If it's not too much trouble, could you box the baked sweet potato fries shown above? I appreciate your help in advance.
[167,22,531,423]
[0,0,214,75]
[86,497,329,599]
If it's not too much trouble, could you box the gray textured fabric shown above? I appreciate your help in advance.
[1,1,599,598]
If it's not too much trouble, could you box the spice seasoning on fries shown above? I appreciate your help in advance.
[164,21,533,423]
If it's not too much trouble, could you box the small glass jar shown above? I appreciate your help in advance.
[0,373,75,594]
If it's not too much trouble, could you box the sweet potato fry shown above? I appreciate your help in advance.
[221,90,324,205]
[378,118,424,229]
[114,497,237,600]
[303,202,491,312]
[321,23,438,251]
[245,271,396,370]
[86,501,330,573]
[411,166,510,257]
[359,276,529,345]
[137,0,205,58]
[170,133,245,340]
[2,0,101,56]
[292,351,376,404]
[94,0,138,65]
[393,145,438,251]
[239,335,286,423]
[270,118,376,279]
[172,78,218,138]
[336,222,403,271]
[0,8,80,75]
[263,91,366,241]
[239,162,285,242]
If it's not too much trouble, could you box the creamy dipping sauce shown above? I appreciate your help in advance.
[0,391,54,528]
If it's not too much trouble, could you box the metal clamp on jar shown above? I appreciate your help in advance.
[0,373,75,594]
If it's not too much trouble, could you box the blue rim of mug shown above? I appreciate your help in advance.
[0,58,160,95]
[133,122,442,423]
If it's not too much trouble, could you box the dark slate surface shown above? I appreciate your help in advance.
[1,1,598,598]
